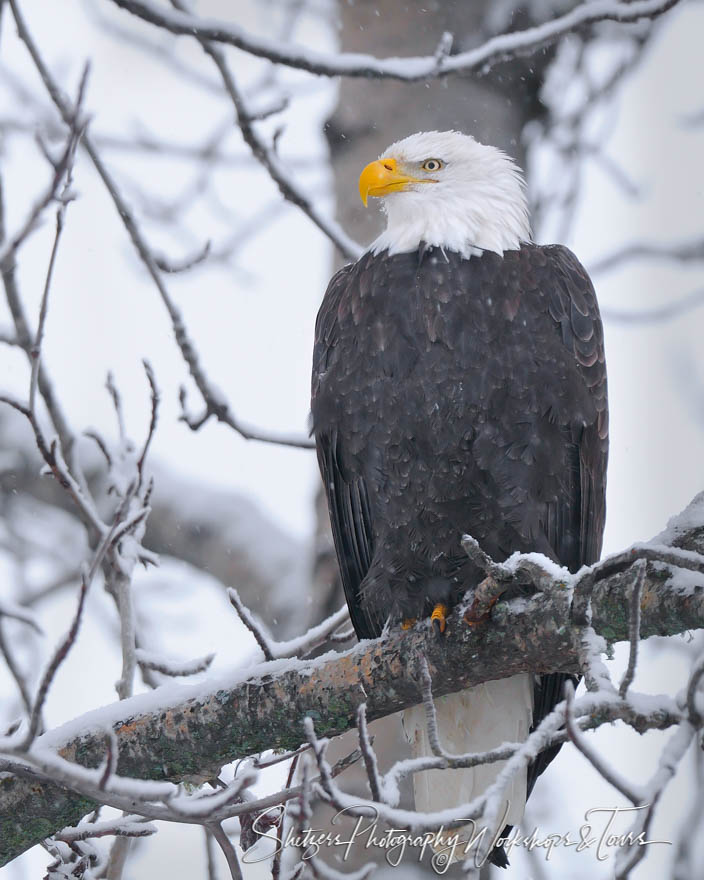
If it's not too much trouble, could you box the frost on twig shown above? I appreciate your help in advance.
[228,587,352,660]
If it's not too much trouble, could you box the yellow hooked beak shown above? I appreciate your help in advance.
[358,157,421,206]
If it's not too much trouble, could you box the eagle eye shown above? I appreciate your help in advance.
[422,158,444,172]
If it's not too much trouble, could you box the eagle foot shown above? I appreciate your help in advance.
[401,618,417,630]
[430,603,448,636]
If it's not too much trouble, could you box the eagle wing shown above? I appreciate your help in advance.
[527,244,608,795]
[312,264,378,638]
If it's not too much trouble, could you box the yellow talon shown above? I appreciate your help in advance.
[430,603,448,634]
[401,618,417,630]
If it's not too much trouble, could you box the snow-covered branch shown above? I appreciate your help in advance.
[1,490,703,865]
[108,0,682,81]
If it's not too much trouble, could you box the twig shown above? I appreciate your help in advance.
[227,587,275,661]
[614,720,696,879]
[272,752,299,880]
[0,620,34,718]
[84,429,112,468]
[21,491,136,747]
[135,648,214,677]
[0,117,82,269]
[106,372,127,446]
[253,743,311,770]
[0,170,76,469]
[685,652,704,727]
[154,239,211,273]
[28,65,87,416]
[7,0,313,451]
[104,835,133,880]
[418,656,449,759]
[99,731,118,792]
[168,0,361,262]
[207,823,243,880]
[255,604,351,660]
[113,570,137,702]
[601,287,704,325]
[619,558,646,698]
[590,238,704,275]
[54,815,156,843]
[564,681,644,804]
[21,574,89,747]
[356,704,381,803]
[136,359,159,486]
[204,827,218,880]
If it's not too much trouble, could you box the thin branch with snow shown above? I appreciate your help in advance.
[108,0,682,81]
[1,489,702,862]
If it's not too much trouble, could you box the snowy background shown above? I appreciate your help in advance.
[1,0,703,877]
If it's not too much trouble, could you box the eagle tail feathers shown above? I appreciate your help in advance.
[402,673,533,868]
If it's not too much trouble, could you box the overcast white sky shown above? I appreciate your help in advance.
[1,0,704,877]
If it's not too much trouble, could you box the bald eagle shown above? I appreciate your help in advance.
[311,130,608,867]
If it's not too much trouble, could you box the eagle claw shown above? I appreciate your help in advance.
[430,603,448,636]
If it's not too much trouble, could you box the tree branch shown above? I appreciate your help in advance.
[108,0,682,81]
[1,490,703,864]
[7,0,313,452]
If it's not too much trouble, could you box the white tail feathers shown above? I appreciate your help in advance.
[403,674,534,835]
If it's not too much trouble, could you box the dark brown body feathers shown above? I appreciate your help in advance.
[311,243,608,860]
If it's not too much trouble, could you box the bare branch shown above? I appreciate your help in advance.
[108,0,682,81]
[601,287,704,325]
[7,0,313,452]
[105,371,127,447]
[21,573,89,748]
[256,604,352,660]
[685,652,704,727]
[590,237,704,275]
[0,598,42,632]
[564,681,644,804]
[135,648,215,678]
[21,494,135,748]
[153,239,211,274]
[0,621,34,719]
[619,558,646,698]
[206,823,243,880]
[136,359,159,486]
[54,815,156,843]
[418,655,449,759]
[227,587,275,662]
[168,0,361,262]
[356,704,381,803]
[615,720,696,879]
[27,64,88,417]
[0,117,82,269]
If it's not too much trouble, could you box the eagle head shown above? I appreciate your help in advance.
[359,130,531,258]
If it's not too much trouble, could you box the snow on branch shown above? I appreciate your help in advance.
[108,0,682,81]
[1,489,703,865]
